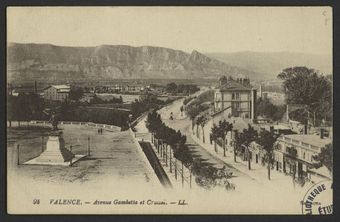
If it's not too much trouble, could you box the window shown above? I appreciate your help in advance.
[311,145,318,150]
[303,152,306,160]
[292,139,299,144]
[302,142,309,148]
[232,93,235,100]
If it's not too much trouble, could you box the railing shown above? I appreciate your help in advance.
[150,137,193,188]
[8,120,118,130]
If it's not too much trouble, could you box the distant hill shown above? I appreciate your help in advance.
[206,51,332,79]
[7,43,263,82]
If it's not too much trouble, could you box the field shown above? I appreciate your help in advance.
[96,93,140,104]
[7,124,156,184]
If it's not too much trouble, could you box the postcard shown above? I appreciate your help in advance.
[6,6,333,214]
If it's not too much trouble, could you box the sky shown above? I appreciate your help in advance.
[7,7,332,55]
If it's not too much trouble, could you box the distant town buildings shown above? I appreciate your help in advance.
[43,85,70,101]
[213,76,257,121]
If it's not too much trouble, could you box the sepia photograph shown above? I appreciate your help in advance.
[6,6,333,215]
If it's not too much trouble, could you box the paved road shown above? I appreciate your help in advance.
[158,99,258,182]
[134,95,259,186]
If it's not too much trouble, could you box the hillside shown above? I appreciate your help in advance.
[7,43,262,82]
[206,51,332,79]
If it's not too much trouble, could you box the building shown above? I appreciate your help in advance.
[213,77,257,121]
[44,85,70,101]
[273,132,331,180]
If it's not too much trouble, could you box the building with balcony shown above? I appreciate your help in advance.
[213,77,257,121]
[274,133,331,181]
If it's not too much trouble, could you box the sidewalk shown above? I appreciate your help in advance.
[189,127,311,188]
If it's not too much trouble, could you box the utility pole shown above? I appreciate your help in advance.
[87,136,90,156]
[165,146,168,167]
[181,161,184,187]
[17,144,20,165]
[189,167,192,189]
[175,158,177,180]
[41,136,44,152]
[169,149,172,173]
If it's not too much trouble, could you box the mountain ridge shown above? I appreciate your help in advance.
[7,43,263,82]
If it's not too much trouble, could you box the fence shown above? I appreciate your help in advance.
[149,136,193,189]
[133,131,194,188]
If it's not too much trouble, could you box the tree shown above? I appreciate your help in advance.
[256,97,285,121]
[165,82,178,94]
[256,130,278,180]
[317,143,333,175]
[278,66,332,124]
[192,162,234,190]
[216,120,233,157]
[196,115,208,143]
[186,105,201,135]
[236,124,258,170]
[7,96,15,127]
[233,130,239,163]
[69,87,84,101]
[211,124,219,153]
[14,93,36,125]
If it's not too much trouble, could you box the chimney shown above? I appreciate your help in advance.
[304,124,308,134]
[320,128,324,139]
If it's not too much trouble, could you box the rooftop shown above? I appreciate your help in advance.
[274,124,291,130]
[219,81,252,91]
[280,134,332,148]
[44,85,70,90]
[52,85,70,89]
[308,165,332,179]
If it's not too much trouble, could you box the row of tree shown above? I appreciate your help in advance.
[146,110,234,190]
[165,82,200,95]
[209,120,278,180]
[146,110,192,164]
[90,95,123,104]
[7,93,45,126]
